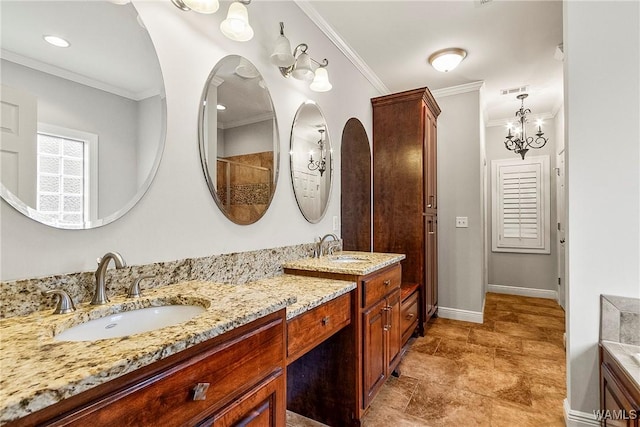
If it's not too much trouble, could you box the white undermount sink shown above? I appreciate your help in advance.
[54,305,206,342]
[327,255,369,263]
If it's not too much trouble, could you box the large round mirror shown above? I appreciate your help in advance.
[199,55,279,225]
[0,1,166,229]
[290,102,332,223]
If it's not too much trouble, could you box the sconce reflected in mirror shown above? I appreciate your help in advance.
[270,22,332,92]
[171,0,253,42]
[308,129,327,176]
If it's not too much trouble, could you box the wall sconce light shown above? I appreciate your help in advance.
[428,47,467,72]
[308,129,327,176]
[171,0,253,42]
[504,94,549,160]
[270,22,332,92]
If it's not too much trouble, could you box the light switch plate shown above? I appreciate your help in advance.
[332,216,339,231]
[455,217,468,228]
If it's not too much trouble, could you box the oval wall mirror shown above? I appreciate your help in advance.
[290,102,332,223]
[0,1,166,229]
[199,55,279,225]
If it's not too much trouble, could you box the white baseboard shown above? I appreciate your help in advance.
[487,283,558,300]
[437,306,484,324]
[563,399,600,426]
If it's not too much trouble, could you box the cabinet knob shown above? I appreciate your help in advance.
[383,280,391,287]
[405,313,415,320]
[192,383,210,401]
[321,316,330,326]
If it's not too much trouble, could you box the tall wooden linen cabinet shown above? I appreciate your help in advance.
[372,87,441,332]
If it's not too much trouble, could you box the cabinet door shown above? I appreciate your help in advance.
[386,289,402,372]
[425,215,438,320]
[601,363,639,427]
[204,372,285,427]
[362,298,387,408]
[424,106,437,212]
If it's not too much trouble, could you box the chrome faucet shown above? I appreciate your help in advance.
[316,233,340,257]
[90,252,126,305]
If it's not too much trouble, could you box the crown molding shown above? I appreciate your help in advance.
[431,81,485,98]
[1,49,159,101]
[294,0,390,95]
[218,112,275,130]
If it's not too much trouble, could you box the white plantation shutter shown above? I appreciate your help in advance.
[492,156,550,253]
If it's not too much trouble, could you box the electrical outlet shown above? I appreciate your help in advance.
[332,216,339,231]
[455,217,468,228]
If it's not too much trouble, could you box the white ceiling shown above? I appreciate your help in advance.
[303,0,564,124]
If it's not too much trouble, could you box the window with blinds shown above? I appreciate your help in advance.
[491,156,550,254]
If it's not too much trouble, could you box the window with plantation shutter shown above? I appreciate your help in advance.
[491,156,550,254]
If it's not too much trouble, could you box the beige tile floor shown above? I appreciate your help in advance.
[287,292,567,427]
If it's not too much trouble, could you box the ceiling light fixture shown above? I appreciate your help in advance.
[503,94,548,160]
[43,35,70,48]
[428,48,467,72]
[308,129,327,176]
[217,104,226,111]
[270,22,332,92]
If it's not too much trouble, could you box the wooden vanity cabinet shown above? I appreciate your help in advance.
[372,88,441,330]
[11,310,287,427]
[600,345,640,427]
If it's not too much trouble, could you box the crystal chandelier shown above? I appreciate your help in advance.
[308,129,327,176]
[504,94,549,160]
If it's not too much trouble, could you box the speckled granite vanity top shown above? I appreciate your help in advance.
[0,274,355,424]
[282,251,405,276]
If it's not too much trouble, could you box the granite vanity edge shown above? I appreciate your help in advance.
[601,340,640,391]
[282,251,406,276]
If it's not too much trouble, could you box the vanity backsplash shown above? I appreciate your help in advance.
[0,243,317,319]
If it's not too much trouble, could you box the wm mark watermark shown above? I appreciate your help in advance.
[593,409,638,421]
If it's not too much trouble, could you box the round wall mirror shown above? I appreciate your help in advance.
[199,55,279,225]
[0,1,166,229]
[290,102,332,223]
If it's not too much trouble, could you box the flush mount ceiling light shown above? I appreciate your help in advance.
[503,94,549,160]
[216,104,226,110]
[43,35,70,48]
[428,48,467,72]
[270,22,332,92]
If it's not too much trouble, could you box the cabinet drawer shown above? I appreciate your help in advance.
[57,316,285,427]
[287,293,351,363]
[362,265,401,308]
[401,291,419,343]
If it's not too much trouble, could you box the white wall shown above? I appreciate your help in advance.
[485,119,558,292]
[435,87,486,314]
[0,1,379,281]
[137,95,164,187]
[565,0,640,419]
[1,59,140,218]
[223,119,274,157]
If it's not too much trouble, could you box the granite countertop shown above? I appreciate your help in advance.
[282,251,405,276]
[601,341,640,391]
[0,274,355,424]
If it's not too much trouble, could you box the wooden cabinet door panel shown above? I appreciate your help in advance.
[386,289,402,372]
[363,299,387,408]
[425,214,438,320]
[203,372,285,427]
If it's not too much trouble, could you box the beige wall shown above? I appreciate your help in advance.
[485,118,558,292]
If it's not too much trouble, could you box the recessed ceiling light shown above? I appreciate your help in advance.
[428,48,467,72]
[217,104,226,111]
[43,35,70,48]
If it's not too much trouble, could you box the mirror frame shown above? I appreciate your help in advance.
[0,1,167,229]
[197,55,280,225]
[289,101,333,224]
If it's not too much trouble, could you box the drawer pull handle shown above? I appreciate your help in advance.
[383,280,391,286]
[192,383,210,401]
[321,316,330,326]
[405,313,415,320]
